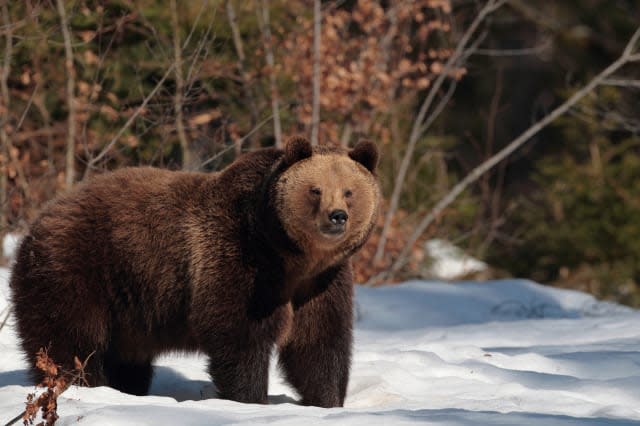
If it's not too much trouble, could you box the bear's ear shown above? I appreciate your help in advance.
[349,140,379,173]
[283,135,313,166]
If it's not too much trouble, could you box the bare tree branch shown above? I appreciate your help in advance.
[623,27,640,57]
[373,0,506,264]
[181,0,207,50]
[473,39,552,56]
[571,103,640,133]
[184,17,214,88]
[381,25,640,281]
[84,65,174,177]
[257,0,282,148]
[199,113,274,169]
[477,65,506,257]
[310,0,321,146]
[601,78,640,89]
[15,81,40,133]
[0,306,10,333]
[56,0,77,189]
[4,408,24,426]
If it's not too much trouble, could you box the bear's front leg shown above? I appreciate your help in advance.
[278,266,353,407]
[207,340,271,404]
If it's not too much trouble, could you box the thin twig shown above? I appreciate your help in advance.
[184,5,213,86]
[181,0,207,51]
[0,306,10,332]
[473,39,552,56]
[3,350,97,426]
[84,64,174,176]
[15,80,41,133]
[3,410,24,426]
[199,114,274,169]
[623,27,640,57]
[600,78,640,89]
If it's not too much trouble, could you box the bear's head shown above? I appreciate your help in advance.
[274,136,380,255]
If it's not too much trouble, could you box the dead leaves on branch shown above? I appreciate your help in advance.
[279,0,462,143]
[21,349,92,426]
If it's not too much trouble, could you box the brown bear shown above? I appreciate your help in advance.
[10,136,380,408]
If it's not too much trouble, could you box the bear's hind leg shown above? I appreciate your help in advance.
[13,304,110,389]
[104,355,153,396]
[24,347,109,389]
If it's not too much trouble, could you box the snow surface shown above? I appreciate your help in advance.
[424,239,488,279]
[2,232,20,262]
[2,268,640,425]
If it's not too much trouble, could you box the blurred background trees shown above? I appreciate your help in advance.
[0,0,639,305]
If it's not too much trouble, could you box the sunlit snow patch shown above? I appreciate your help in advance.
[424,239,488,279]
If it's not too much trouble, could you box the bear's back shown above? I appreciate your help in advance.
[23,167,205,277]
[12,169,210,332]
[9,150,280,340]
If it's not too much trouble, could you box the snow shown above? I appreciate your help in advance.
[424,239,488,279]
[2,232,20,262]
[2,268,640,425]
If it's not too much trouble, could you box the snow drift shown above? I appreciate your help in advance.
[1,267,640,425]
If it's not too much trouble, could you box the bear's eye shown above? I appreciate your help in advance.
[310,187,322,196]
[344,189,353,198]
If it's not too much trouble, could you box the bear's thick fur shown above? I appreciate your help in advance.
[10,136,380,407]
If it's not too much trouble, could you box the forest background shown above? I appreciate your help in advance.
[1,0,639,305]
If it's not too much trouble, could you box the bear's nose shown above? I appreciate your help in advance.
[329,209,348,225]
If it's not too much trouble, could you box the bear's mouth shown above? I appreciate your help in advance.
[318,223,347,239]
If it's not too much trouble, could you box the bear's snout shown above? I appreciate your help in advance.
[329,209,348,225]
[318,209,349,237]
